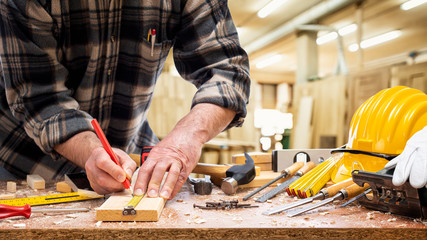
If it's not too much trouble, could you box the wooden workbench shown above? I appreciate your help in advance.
[0,181,426,239]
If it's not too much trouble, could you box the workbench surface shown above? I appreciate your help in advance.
[1,181,426,239]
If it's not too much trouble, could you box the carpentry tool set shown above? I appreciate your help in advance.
[0,204,90,219]
[122,194,145,215]
[188,175,213,195]
[221,152,256,195]
[351,169,427,219]
[263,178,354,215]
[286,153,342,199]
[287,179,370,217]
[256,161,316,202]
[243,161,304,201]
[0,192,102,219]
[0,192,103,206]
[194,199,258,210]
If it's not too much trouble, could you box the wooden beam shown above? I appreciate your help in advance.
[96,192,165,222]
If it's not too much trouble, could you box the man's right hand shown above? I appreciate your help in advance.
[85,146,137,194]
[54,131,137,195]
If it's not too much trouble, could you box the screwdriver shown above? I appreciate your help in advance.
[287,182,370,217]
[0,204,90,219]
[262,178,353,215]
[242,161,304,201]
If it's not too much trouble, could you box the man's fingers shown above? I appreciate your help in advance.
[96,152,127,182]
[115,150,137,179]
[134,160,156,196]
[146,161,171,197]
[159,163,182,199]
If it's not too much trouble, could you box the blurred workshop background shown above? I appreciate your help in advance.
[147,0,427,165]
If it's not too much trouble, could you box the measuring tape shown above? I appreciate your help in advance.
[122,195,144,215]
[0,192,103,207]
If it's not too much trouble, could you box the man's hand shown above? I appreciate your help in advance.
[85,146,137,194]
[133,135,201,199]
[384,126,427,188]
[54,131,137,195]
[133,103,236,199]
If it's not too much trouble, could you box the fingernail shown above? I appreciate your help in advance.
[126,169,133,177]
[134,189,144,196]
[117,174,125,182]
[148,189,158,197]
[160,190,170,199]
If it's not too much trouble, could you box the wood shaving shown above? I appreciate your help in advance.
[194,218,206,224]
[176,199,184,202]
[330,220,336,224]
[319,212,329,216]
[13,223,26,228]
[66,214,78,219]
[366,212,374,220]
[184,212,191,216]
[267,200,273,203]
[303,217,311,221]
[95,221,102,227]
[387,218,397,222]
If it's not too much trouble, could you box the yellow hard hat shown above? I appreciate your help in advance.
[331,86,427,183]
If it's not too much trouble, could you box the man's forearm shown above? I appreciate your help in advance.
[168,103,236,146]
[54,131,102,168]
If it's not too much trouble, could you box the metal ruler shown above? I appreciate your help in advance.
[122,194,144,215]
[0,192,103,206]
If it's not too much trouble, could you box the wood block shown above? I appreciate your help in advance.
[239,171,287,188]
[56,181,72,193]
[96,192,165,222]
[7,181,16,193]
[27,174,45,190]
[0,193,16,200]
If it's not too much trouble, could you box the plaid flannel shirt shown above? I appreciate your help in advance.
[0,0,250,178]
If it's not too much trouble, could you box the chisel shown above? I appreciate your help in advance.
[340,188,372,208]
[263,178,353,215]
[287,182,370,217]
[256,162,316,203]
[243,161,304,201]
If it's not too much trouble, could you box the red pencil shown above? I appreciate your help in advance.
[91,119,132,191]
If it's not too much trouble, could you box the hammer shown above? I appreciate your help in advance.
[221,152,256,195]
[187,175,213,195]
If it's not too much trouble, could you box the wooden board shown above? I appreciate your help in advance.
[96,192,165,222]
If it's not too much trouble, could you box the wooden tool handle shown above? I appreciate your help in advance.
[323,178,354,197]
[343,183,370,199]
[298,161,316,175]
[281,162,304,176]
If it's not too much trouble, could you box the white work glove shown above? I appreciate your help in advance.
[384,126,427,189]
